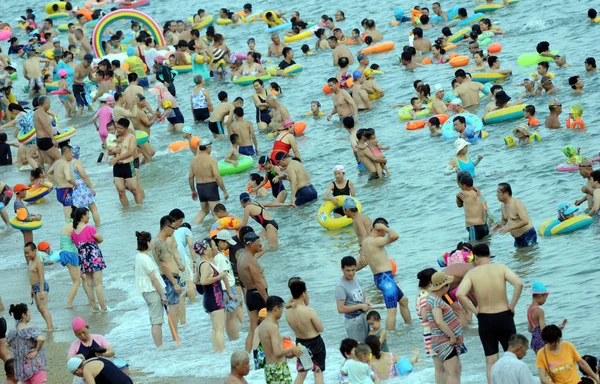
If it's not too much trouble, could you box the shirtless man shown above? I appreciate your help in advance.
[286,280,325,384]
[357,218,411,329]
[123,73,145,109]
[152,215,186,341]
[130,94,159,163]
[454,70,485,109]
[258,296,303,384]
[586,170,600,216]
[432,2,449,21]
[110,118,142,207]
[492,182,537,248]
[545,99,562,128]
[73,54,95,115]
[24,242,54,331]
[232,107,259,156]
[75,29,93,59]
[351,74,372,110]
[237,232,268,352]
[224,351,250,384]
[48,145,76,221]
[267,34,287,58]
[401,52,421,70]
[33,96,60,166]
[412,28,431,53]
[267,95,290,132]
[364,19,383,42]
[326,78,358,122]
[276,153,317,206]
[574,161,594,209]
[22,47,48,96]
[456,243,523,384]
[431,84,448,114]
[189,139,229,223]
[538,76,560,95]
[112,92,136,122]
[456,172,489,241]
[328,37,354,66]
[343,197,373,247]
[208,91,235,139]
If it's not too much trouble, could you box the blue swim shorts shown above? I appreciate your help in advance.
[373,271,404,308]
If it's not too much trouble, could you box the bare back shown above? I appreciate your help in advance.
[286,305,320,339]
[463,264,510,313]
[191,153,218,183]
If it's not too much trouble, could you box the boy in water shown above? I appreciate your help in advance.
[24,242,54,331]
[231,107,258,156]
[523,105,539,127]
[456,171,489,241]
[409,97,425,119]
[225,134,240,167]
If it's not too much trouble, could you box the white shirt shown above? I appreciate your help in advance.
[213,251,235,290]
[135,252,165,295]
[144,47,159,71]
[491,351,538,384]
[173,227,192,265]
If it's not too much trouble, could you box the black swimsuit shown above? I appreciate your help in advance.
[250,203,279,230]
[332,180,350,216]
[87,357,133,384]
[266,169,285,198]
[255,92,272,124]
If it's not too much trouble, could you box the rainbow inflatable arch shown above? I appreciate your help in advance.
[92,9,165,57]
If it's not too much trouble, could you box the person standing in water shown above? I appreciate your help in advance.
[110,118,143,208]
[322,165,356,217]
[23,243,54,331]
[275,152,318,206]
[343,197,373,247]
[456,171,489,241]
[358,218,412,329]
[237,192,292,249]
[492,183,537,248]
[527,281,567,354]
[48,144,77,222]
[224,351,250,384]
[456,244,523,384]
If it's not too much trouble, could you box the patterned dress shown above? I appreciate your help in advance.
[416,289,433,356]
[424,295,467,361]
[71,225,106,273]
[71,161,95,207]
[6,326,47,381]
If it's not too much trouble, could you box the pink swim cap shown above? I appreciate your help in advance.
[58,69,68,78]
[72,317,87,332]
[283,119,294,128]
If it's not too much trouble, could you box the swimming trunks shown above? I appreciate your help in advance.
[477,309,516,356]
[467,224,489,241]
[193,108,210,122]
[339,114,354,122]
[208,121,224,135]
[32,281,49,295]
[113,162,135,179]
[296,335,326,372]
[0,317,6,339]
[245,288,267,312]
[373,271,404,308]
[73,84,89,107]
[138,77,150,88]
[36,137,54,151]
[294,184,318,206]
[239,145,255,156]
[264,361,292,384]
[254,343,266,370]
[29,77,44,92]
[56,187,73,207]
[133,158,140,169]
[513,227,537,248]
[162,275,184,305]
[196,182,220,202]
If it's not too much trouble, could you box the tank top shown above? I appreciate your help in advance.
[456,156,475,178]
[332,180,350,196]
[88,357,133,384]
[192,88,208,109]
[270,132,292,163]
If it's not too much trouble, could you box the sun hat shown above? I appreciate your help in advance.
[494,91,511,105]
[67,357,83,374]
[531,281,549,295]
[454,138,470,155]
[512,124,530,137]
[72,317,87,332]
[333,165,345,173]
[215,230,237,245]
[428,271,454,291]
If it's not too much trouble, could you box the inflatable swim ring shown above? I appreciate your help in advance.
[441,113,483,141]
[10,217,42,231]
[449,56,470,67]
[24,185,53,203]
[190,15,214,29]
[471,72,507,84]
[483,104,525,124]
[317,195,362,230]
[55,127,76,143]
[429,114,450,125]
[47,12,69,20]
[406,120,427,130]
[283,30,313,43]
[218,155,254,176]
[359,41,395,55]
[45,2,67,14]
[216,18,232,25]
[209,217,241,238]
[18,126,36,144]
[265,22,291,33]
[556,156,600,172]
[447,27,470,44]
[120,0,150,9]
[539,215,593,236]
[397,105,432,120]
[168,141,190,152]
[456,13,484,27]
[135,130,148,145]
[504,132,541,147]
[233,74,271,86]
[172,65,192,73]
[266,64,303,76]
[517,50,558,67]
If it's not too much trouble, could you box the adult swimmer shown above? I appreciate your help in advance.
[574,160,594,209]
[266,95,290,132]
[269,120,302,163]
[254,156,287,203]
[492,182,537,248]
[237,192,294,249]
[67,355,132,384]
[67,317,115,361]
[343,197,373,248]
[454,70,485,109]
[326,78,358,122]
[275,152,318,207]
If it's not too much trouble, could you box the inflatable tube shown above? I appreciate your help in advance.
[10,217,42,231]
[294,121,306,136]
[18,127,36,144]
[447,27,471,44]
[58,24,69,32]
[54,127,76,143]
[209,217,241,238]
[240,11,262,23]
[50,89,69,95]
[218,155,254,175]
[216,18,232,25]
[429,114,450,125]
[120,0,150,9]
[457,13,484,27]
[449,56,470,67]
[45,2,67,14]
[483,104,525,124]
[172,65,192,73]
[168,141,190,152]
[86,0,110,8]
[283,30,313,43]
[517,50,558,67]
[539,215,593,236]
[23,81,58,93]
[263,10,283,27]
[232,74,271,86]
[317,195,362,230]
[190,15,214,30]
[397,105,432,120]
[471,72,507,84]
[505,132,541,147]
[24,185,53,203]
[406,120,427,130]
[441,113,483,140]
[78,8,94,21]
[266,22,291,33]
[92,9,165,57]
[474,3,503,12]
[360,41,395,55]
[46,12,69,20]
[477,31,495,41]
[266,63,303,76]
[487,42,502,54]
[368,92,383,101]
[556,157,600,173]
[135,130,148,146]
[85,19,99,29]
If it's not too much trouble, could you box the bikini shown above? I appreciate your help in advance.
[372,353,399,381]
[250,203,279,230]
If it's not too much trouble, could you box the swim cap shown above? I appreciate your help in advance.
[283,119,294,128]
[244,232,260,245]
[182,126,192,135]
[67,357,83,373]
[71,145,81,160]
[193,240,209,255]
[72,317,87,332]
[239,192,251,202]
[363,68,374,79]
[531,281,549,295]
[154,55,165,64]
[58,69,68,78]
[333,165,345,173]
[357,53,367,62]
[258,308,267,318]
[342,197,357,210]
[126,45,135,57]
[352,70,362,81]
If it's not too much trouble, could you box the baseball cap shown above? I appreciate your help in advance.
[343,197,357,210]
[37,241,51,252]
[357,53,367,62]
[72,317,87,332]
[67,357,83,374]
[83,53,94,62]
[558,202,578,217]
[239,192,251,202]
[13,184,30,193]
[182,126,192,135]
[333,165,345,173]
[215,230,236,245]
[244,232,260,245]
[531,281,549,295]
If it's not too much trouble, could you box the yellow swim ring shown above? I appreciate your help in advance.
[10,216,42,231]
[317,195,362,230]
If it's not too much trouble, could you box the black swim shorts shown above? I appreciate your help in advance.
[37,137,54,151]
[113,162,135,179]
[477,310,516,356]
[296,335,326,372]
[193,108,210,122]
[245,288,267,312]
[196,182,220,202]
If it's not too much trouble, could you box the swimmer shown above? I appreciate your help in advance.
[267,34,287,58]
[400,51,421,70]
[328,36,354,66]
[536,41,555,59]
[527,281,567,354]
[300,44,313,55]
[277,47,296,76]
[584,57,596,72]
[492,183,537,247]
[521,78,537,98]
[255,156,287,203]
[538,76,560,96]
[24,242,54,331]
[208,91,235,139]
[326,78,359,123]
[308,101,324,117]
[454,69,485,109]
[432,2,449,21]
[364,19,383,42]
[356,53,370,74]
[412,27,431,53]
[322,165,356,217]
[224,134,240,167]
[545,99,562,129]
[469,50,487,73]
[456,171,489,241]
[447,8,468,28]
[191,75,212,123]
[431,84,448,115]
[512,125,532,145]
[587,171,600,216]
[237,192,293,249]
[488,56,512,75]
[231,107,258,156]
[479,18,503,34]
[554,55,570,68]
[351,73,372,111]
[275,152,318,206]
[523,105,540,127]
[266,95,290,132]
[568,76,584,95]
[362,69,384,99]
[409,97,425,119]
[48,145,77,221]
[428,117,443,137]
[446,138,483,179]
[248,174,269,198]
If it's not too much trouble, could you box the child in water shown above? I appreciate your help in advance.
[225,133,240,167]
[57,68,75,118]
[367,311,389,352]
[409,97,425,119]
[523,105,539,127]
[428,116,442,137]
[103,122,118,162]
[341,344,376,383]
[307,100,324,117]
[29,167,53,191]
[527,281,567,353]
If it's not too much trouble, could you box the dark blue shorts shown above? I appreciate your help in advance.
[239,145,255,156]
[73,84,88,107]
[374,271,404,308]
[32,281,50,294]
[294,184,317,206]
[514,227,537,248]
[138,77,149,88]
[167,107,184,125]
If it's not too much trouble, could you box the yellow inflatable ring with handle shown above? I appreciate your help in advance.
[317,195,362,230]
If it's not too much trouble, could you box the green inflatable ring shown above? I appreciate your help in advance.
[218,155,254,175]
